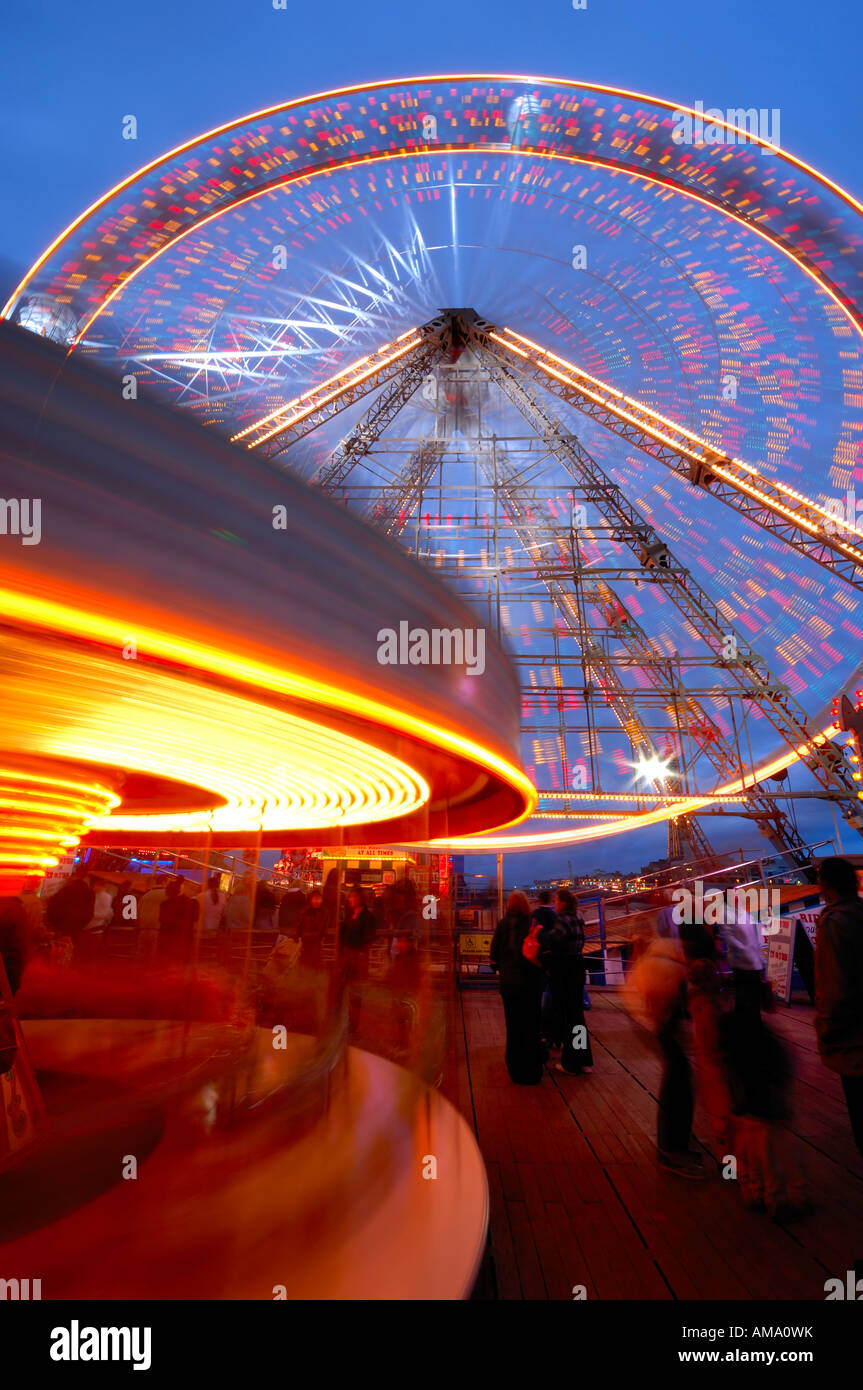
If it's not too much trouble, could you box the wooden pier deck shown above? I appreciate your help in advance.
[441,988,863,1300]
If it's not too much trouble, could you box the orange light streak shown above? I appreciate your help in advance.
[0,591,535,836]
[4,74,862,336]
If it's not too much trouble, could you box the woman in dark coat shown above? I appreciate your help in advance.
[490,891,546,1084]
[543,888,594,1076]
[340,885,377,981]
[296,888,326,971]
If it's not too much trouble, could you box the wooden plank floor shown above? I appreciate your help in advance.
[441,986,863,1300]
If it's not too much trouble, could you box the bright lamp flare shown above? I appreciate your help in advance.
[632,754,676,785]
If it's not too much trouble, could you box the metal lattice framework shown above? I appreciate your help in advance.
[486,327,863,591]
[238,310,863,856]
[479,353,838,864]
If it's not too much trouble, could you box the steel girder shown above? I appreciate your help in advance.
[313,343,446,489]
[482,326,863,593]
[240,308,858,859]
[475,439,719,860]
[367,442,447,538]
[483,349,860,852]
[233,332,439,459]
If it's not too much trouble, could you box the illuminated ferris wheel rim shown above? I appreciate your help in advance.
[6,77,862,855]
[4,74,862,343]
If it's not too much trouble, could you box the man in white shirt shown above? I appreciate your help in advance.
[137,875,168,956]
[87,879,114,932]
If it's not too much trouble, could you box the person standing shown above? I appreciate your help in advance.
[18,877,45,943]
[137,873,168,956]
[542,888,594,1076]
[45,861,95,948]
[296,887,326,971]
[254,880,277,931]
[532,890,558,1047]
[814,856,863,1160]
[87,878,114,932]
[489,891,545,1085]
[684,906,733,1156]
[158,876,199,965]
[340,885,377,982]
[721,902,765,1025]
[278,887,306,937]
[199,874,227,935]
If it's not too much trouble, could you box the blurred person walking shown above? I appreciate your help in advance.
[200,874,227,934]
[623,910,707,1179]
[718,1007,807,1218]
[45,861,94,949]
[18,877,45,943]
[296,887,326,971]
[340,885,377,982]
[814,856,863,1161]
[490,890,545,1085]
[686,903,733,1155]
[158,876,199,965]
[542,888,593,1076]
[137,873,168,956]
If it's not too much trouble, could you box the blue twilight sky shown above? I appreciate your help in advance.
[1,0,860,881]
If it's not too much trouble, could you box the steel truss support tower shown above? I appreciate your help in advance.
[242,310,863,861]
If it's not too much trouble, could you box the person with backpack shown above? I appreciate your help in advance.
[531,890,559,1049]
[489,891,546,1084]
[542,888,594,1076]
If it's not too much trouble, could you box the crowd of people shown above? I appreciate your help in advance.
[0,862,425,988]
[4,851,861,1211]
[489,887,592,1084]
[487,857,863,1228]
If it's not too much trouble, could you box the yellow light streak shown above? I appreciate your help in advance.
[0,592,535,836]
[495,327,863,559]
[237,336,423,448]
[431,720,839,851]
[231,331,421,443]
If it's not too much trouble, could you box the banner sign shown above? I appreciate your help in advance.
[766,918,795,1005]
[458,932,493,961]
[793,907,822,949]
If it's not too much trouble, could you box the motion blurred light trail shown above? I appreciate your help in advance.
[6,75,863,857]
[0,319,532,882]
